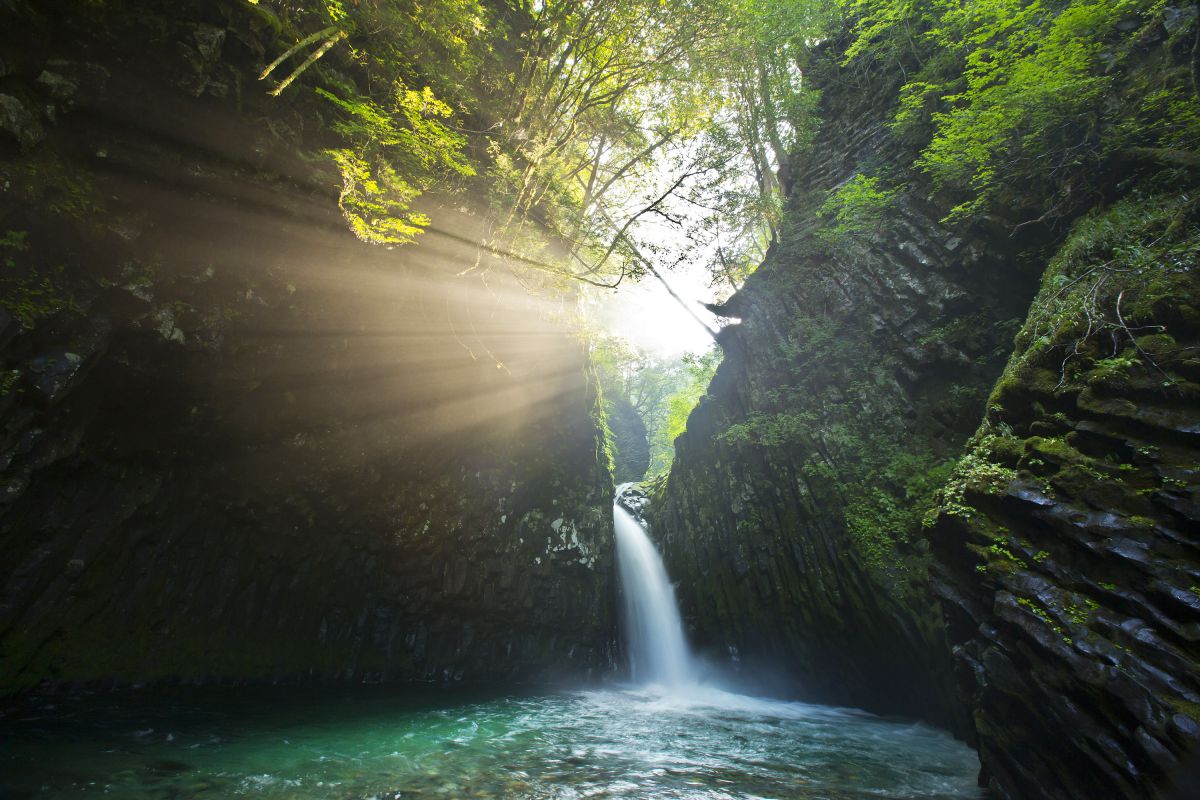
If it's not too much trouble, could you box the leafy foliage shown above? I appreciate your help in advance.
[0,231,78,328]
[256,0,840,293]
[659,349,722,467]
[817,174,899,242]
[840,0,1199,222]
[591,337,722,479]
[317,82,475,244]
[248,0,493,244]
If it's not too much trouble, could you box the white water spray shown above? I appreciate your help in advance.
[612,486,693,687]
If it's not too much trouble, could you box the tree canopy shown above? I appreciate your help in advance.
[226,0,1200,292]
[244,0,830,292]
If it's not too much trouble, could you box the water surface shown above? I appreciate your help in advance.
[0,684,982,799]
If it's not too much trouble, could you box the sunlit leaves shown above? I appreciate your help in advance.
[663,348,721,447]
[320,0,349,25]
[325,149,429,245]
[838,0,927,65]
[917,0,1147,220]
[818,174,899,241]
[317,79,475,244]
[840,0,1188,222]
[259,0,492,246]
[485,0,837,289]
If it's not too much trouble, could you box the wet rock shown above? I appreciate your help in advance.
[647,41,1036,734]
[0,93,44,149]
[929,235,1200,798]
[27,351,84,404]
[191,25,225,62]
[36,69,78,104]
[616,485,650,520]
[147,758,192,774]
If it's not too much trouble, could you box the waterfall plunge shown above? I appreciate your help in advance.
[612,491,693,687]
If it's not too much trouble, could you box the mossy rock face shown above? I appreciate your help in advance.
[653,16,1200,800]
[648,37,1044,734]
[0,3,616,694]
[928,194,1200,799]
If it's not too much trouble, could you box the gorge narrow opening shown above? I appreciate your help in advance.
[2,1,1197,798]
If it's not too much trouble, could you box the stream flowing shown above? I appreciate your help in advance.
[0,491,983,799]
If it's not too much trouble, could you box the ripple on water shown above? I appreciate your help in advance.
[0,685,982,799]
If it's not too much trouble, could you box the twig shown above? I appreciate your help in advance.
[259,26,337,81]
[1115,289,1169,380]
[268,30,348,97]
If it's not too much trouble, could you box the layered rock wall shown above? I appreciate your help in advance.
[652,19,1200,800]
[928,194,1200,798]
[0,1,615,692]
[649,53,1041,729]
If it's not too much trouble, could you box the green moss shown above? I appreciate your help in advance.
[0,368,20,397]
[593,390,617,481]
[1024,436,1108,482]
[1133,333,1179,360]
[1016,595,1082,645]
[982,194,1200,419]
[982,433,1024,466]
[934,196,1200,584]
[1063,595,1100,626]
[12,153,105,221]
[992,544,1025,566]
[1084,353,1139,390]
[816,173,899,244]
[0,262,80,329]
[1165,696,1200,723]
[239,0,285,33]
[845,488,914,576]
[1017,597,1058,631]
[936,445,1018,521]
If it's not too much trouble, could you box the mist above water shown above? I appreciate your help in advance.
[0,493,983,799]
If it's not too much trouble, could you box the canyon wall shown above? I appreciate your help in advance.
[0,1,615,692]
[649,50,1038,732]
[652,18,1199,799]
[927,191,1200,798]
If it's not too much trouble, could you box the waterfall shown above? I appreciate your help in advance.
[613,488,693,687]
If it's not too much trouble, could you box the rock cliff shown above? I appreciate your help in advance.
[0,1,615,693]
[650,18,1199,799]
[928,193,1200,798]
[649,49,1040,732]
